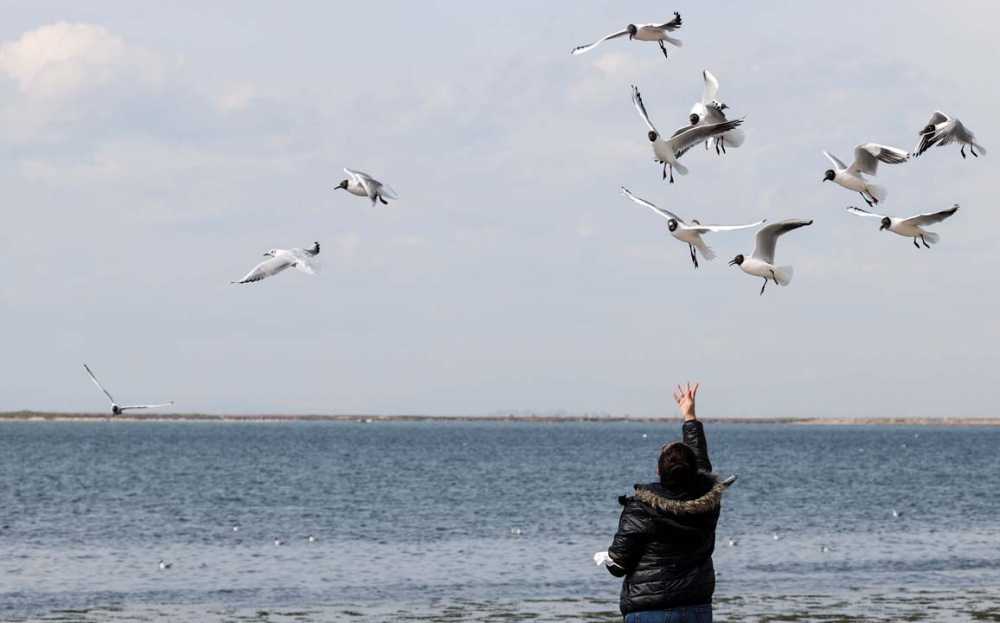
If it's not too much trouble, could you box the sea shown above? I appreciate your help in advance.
[1,421,998,622]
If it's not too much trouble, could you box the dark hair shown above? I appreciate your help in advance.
[658,442,698,489]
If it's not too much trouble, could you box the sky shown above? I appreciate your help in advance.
[1,1,998,418]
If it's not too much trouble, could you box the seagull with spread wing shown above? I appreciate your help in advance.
[335,169,398,207]
[631,86,745,184]
[232,242,321,284]
[620,187,764,268]
[83,364,173,417]
[847,204,959,249]
[728,220,813,295]
[822,143,909,206]
[688,70,744,155]
[572,12,682,59]
[914,112,986,159]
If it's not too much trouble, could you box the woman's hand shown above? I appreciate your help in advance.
[672,381,699,421]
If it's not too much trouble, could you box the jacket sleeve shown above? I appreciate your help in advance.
[606,499,648,577]
[683,419,713,473]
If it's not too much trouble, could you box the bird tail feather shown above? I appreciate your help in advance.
[774,265,793,286]
[922,232,940,245]
[379,184,399,200]
[663,35,682,48]
[973,142,987,156]
[866,183,887,203]
[673,161,689,176]
[723,128,745,148]
[695,240,715,261]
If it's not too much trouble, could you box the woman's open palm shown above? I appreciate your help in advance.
[672,381,699,421]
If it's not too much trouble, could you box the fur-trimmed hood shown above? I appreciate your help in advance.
[629,474,726,515]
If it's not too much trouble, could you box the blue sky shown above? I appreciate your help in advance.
[1,1,997,417]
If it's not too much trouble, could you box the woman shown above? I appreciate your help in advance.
[605,381,727,623]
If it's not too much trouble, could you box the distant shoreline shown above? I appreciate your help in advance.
[0,411,997,426]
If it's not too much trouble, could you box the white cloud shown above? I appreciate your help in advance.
[0,21,180,97]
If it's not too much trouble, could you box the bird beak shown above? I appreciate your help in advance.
[879,224,887,231]
[821,177,827,182]
[728,259,737,266]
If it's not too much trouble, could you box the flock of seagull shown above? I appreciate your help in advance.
[574,12,983,295]
[79,11,985,414]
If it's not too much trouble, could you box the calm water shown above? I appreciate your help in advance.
[1,421,998,621]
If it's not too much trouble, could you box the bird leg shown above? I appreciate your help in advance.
[669,165,675,184]
[771,269,778,284]
[861,192,874,208]
[759,278,768,296]
[961,145,967,159]
[921,235,930,249]
[715,139,721,155]
[971,145,979,158]
[659,40,668,59]
[913,237,920,249]
[689,244,699,268]
[721,139,727,155]
[378,194,388,205]
[662,162,667,180]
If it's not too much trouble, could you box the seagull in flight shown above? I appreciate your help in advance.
[631,86,745,183]
[83,364,173,417]
[620,187,764,268]
[688,70,744,155]
[232,242,321,284]
[846,204,958,249]
[728,220,813,295]
[914,112,986,159]
[336,168,398,207]
[572,12,682,59]
[822,143,909,206]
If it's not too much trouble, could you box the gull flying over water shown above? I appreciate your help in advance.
[632,86,745,183]
[729,220,813,295]
[620,187,764,268]
[688,70,744,155]
[847,204,958,249]
[822,143,909,206]
[572,12,682,59]
[914,112,986,159]
[232,242,321,284]
[83,364,173,417]
[336,168,398,207]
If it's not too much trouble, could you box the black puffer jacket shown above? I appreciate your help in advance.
[606,420,724,616]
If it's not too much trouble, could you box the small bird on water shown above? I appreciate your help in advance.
[727,538,738,547]
[275,538,285,546]
[158,559,171,570]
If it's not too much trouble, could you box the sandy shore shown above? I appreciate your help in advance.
[0,411,997,425]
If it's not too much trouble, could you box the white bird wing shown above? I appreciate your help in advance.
[631,86,659,135]
[83,364,116,405]
[901,204,959,227]
[378,183,399,200]
[688,219,766,233]
[701,70,719,105]
[914,112,951,155]
[344,168,377,204]
[572,28,629,55]
[289,246,322,275]
[846,206,887,219]
[666,118,744,157]
[120,402,173,411]
[750,219,813,264]
[620,187,684,223]
[653,12,682,31]
[849,143,909,176]
[823,151,847,171]
[233,256,294,284]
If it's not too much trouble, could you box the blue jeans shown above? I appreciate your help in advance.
[625,604,712,623]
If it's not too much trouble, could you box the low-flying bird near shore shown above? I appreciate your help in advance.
[688,70,744,154]
[728,220,813,295]
[822,143,909,207]
[913,112,986,159]
[572,12,682,59]
[620,187,764,268]
[335,169,398,207]
[846,204,959,249]
[83,364,173,416]
[232,242,320,284]
[632,86,745,183]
